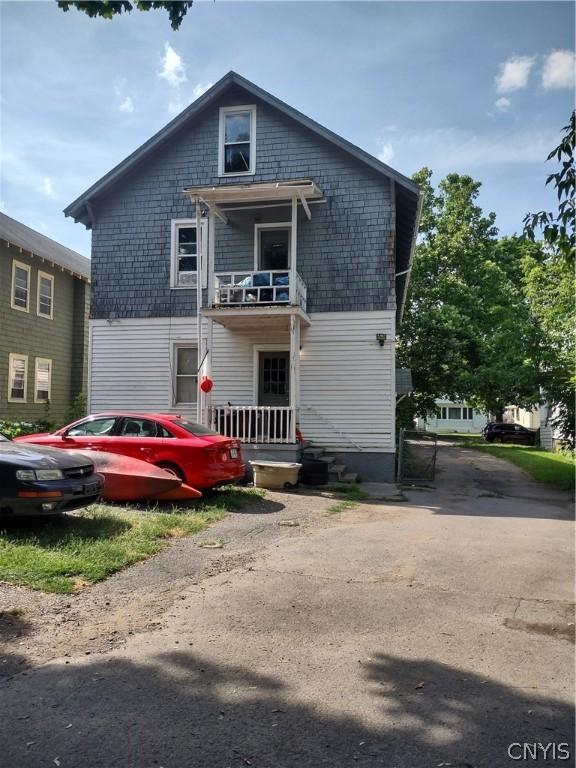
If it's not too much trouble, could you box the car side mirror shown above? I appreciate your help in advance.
[62,432,74,441]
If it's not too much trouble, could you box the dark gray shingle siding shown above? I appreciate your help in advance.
[90,93,396,319]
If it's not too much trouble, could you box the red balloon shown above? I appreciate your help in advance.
[200,376,214,393]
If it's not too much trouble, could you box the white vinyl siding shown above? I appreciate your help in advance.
[89,311,396,452]
[299,311,395,451]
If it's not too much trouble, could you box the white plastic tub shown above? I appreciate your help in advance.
[250,461,302,490]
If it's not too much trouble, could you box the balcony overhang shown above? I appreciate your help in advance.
[202,304,311,331]
[183,179,323,222]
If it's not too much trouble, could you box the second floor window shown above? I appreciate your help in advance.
[219,106,256,175]
[37,272,54,318]
[11,260,30,311]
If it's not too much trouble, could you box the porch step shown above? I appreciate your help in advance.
[303,447,325,459]
[341,472,359,484]
[328,464,347,480]
[317,455,336,466]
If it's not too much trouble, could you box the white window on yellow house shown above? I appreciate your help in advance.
[11,260,30,311]
[8,354,28,402]
[35,358,52,403]
[37,272,54,318]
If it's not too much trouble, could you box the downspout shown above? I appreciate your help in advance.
[195,196,203,424]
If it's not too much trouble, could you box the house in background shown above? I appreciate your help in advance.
[64,72,421,482]
[416,400,487,433]
[0,213,90,425]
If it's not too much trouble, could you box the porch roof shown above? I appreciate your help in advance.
[183,179,323,206]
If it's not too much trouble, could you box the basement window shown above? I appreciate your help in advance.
[219,105,256,176]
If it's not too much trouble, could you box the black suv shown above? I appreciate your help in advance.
[482,422,536,445]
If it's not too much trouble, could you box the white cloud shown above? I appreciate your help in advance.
[542,50,576,90]
[168,98,185,115]
[40,177,56,199]
[496,55,536,93]
[192,82,213,100]
[119,96,134,114]
[377,142,395,164]
[494,96,511,112]
[158,43,186,88]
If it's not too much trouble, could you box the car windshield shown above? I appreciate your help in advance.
[173,420,220,437]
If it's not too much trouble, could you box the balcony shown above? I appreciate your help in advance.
[213,270,307,311]
[210,405,296,444]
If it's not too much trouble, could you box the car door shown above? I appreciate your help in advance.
[512,425,530,444]
[110,417,165,463]
[61,416,121,451]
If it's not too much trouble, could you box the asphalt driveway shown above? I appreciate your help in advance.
[0,444,573,767]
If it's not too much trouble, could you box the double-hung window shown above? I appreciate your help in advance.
[219,105,256,176]
[11,260,30,311]
[8,354,28,402]
[171,220,207,288]
[37,271,54,318]
[173,346,198,404]
[35,358,52,403]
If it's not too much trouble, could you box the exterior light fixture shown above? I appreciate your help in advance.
[376,333,387,347]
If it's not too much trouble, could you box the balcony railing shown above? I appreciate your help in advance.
[210,405,296,444]
[213,270,307,311]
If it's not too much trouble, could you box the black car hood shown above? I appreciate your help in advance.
[0,443,94,469]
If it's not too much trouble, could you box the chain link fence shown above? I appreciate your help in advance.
[397,428,438,482]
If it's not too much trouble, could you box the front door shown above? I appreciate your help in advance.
[258,351,290,407]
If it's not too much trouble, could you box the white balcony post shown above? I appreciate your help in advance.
[289,314,300,443]
[196,197,203,423]
[207,210,215,307]
[289,196,297,305]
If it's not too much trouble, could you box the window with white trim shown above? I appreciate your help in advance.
[37,271,54,318]
[173,346,198,404]
[35,358,52,403]
[171,220,207,288]
[8,354,28,402]
[219,105,256,176]
[11,260,30,311]
[462,407,474,420]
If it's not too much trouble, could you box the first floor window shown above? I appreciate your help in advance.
[174,346,198,404]
[448,407,461,420]
[37,272,54,318]
[171,220,206,288]
[11,260,30,311]
[462,407,474,420]
[35,358,52,402]
[8,354,27,402]
[439,407,447,420]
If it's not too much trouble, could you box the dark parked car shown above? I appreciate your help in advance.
[482,422,536,445]
[0,434,102,516]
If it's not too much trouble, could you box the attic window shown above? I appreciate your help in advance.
[219,105,256,176]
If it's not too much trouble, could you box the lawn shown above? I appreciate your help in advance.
[439,434,575,491]
[0,486,262,593]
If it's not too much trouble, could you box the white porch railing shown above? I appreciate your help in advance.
[210,405,296,444]
[213,270,307,311]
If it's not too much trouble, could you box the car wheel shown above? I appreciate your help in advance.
[492,437,503,444]
[156,462,186,483]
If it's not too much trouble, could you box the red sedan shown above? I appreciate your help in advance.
[15,413,245,490]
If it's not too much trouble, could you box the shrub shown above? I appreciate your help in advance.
[0,419,54,440]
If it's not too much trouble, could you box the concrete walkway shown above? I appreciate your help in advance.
[1,445,574,767]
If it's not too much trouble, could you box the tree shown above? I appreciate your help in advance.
[398,169,546,422]
[523,111,575,265]
[57,1,194,30]
[521,254,575,447]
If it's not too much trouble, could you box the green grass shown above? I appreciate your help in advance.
[439,434,575,491]
[323,483,370,502]
[0,486,263,594]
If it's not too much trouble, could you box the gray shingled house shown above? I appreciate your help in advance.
[0,213,90,425]
[64,72,421,481]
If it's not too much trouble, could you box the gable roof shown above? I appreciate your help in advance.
[0,212,90,281]
[64,71,420,225]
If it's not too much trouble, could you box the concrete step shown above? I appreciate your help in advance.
[328,464,347,479]
[317,455,336,466]
[341,472,358,484]
[303,447,324,459]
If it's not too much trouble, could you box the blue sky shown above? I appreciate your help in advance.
[1,1,574,256]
